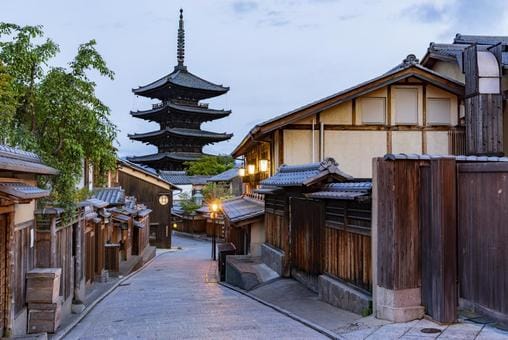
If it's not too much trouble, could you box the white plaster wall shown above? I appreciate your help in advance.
[14,200,35,225]
[283,130,319,165]
[431,61,465,83]
[391,86,423,126]
[320,102,353,124]
[356,88,388,125]
[323,131,387,178]
[426,85,458,126]
[426,131,450,155]
[250,221,265,257]
[392,131,422,154]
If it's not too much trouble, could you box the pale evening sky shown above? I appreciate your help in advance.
[2,0,508,158]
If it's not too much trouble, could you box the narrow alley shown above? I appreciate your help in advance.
[65,236,327,339]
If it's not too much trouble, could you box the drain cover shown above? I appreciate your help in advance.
[421,328,442,334]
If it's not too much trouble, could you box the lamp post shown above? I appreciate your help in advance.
[209,201,220,261]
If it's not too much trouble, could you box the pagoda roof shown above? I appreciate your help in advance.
[132,67,229,100]
[127,152,209,163]
[129,128,232,144]
[131,101,231,122]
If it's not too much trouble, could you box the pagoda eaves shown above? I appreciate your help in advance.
[130,102,231,123]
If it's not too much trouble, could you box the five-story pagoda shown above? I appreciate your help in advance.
[128,9,232,171]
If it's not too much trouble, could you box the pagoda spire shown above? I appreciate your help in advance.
[176,8,186,70]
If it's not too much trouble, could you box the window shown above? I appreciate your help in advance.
[427,98,451,125]
[395,88,418,124]
[361,97,386,124]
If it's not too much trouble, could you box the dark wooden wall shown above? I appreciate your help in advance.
[323,200,372,292]
[13,221,35,315]
[457,162,508,318]
[290,198,323,275]
[117,171,171,249]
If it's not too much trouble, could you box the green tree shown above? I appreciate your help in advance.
[0,23,117,208]
[184,155,234,176]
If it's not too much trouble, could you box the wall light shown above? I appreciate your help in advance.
[238,168,246,177]
[159,194,169,206]
[247,164,256,175]
[259,159,269,172]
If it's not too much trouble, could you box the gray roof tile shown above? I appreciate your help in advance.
[261,158,352,187]
[208,168,239,182]
[222,196,264,223]
[306,181,372,200]
[0,144,58,175]
[92,187,126,206]
[0,182,50,200]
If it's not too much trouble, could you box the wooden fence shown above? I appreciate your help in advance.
[13,221,35,314]
[323,200,372,292]
[265,194,289,253]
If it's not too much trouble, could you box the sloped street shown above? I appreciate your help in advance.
[65,236,326,339]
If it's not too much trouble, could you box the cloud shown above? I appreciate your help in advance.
[401,3,445,23]
[232,1,258,14]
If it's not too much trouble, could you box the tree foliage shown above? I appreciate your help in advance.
[184,155,234,176]
[178,192,201,215]
[0,23,117,208]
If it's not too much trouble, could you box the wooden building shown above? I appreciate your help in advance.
[128,9,232,171]
[114,159,177,249]
[221,194,265,256]
[421,34,508,155]
[232,54,465,188]
[0,145,58,336]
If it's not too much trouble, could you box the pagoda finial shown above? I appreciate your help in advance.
[176,8,186,69]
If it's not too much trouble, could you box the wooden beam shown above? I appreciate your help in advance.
[352,99,357,126]
[422,85,427,153]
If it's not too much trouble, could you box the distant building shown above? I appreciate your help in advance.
[128,9,232,171]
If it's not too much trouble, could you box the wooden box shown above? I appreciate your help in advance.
[26,268,62,304]
[27,301,62,334]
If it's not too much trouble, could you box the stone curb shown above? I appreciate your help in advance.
[218,281,342,340]
[51,249,173,340]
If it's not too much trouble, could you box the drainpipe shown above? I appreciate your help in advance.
[312,118,316,162]
[320,122,324,161]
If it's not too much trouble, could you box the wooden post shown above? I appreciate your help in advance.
[374,158,424,322]
[421,158,457,323]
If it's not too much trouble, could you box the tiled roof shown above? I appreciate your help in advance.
[222,196,265,224]
[117,158,180,190]
[78,198,109,209]
[129,127,232,141]
[127,152,207,163]
[208,168,239,182]
[0,144,58,175]
[261,158,353,187]
[132,68,229,100]
[159,171,211,185]
[422,34,508,68]
[131,102,231,120]
[92,187,125,206]
[384,153,508,162]
[159,171,190,185]
[0,182,50,200]
[306,182,372,200]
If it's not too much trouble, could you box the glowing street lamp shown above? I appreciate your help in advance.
[209,200,221,261]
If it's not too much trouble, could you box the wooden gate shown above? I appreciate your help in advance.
[290,198,324,275]
[457,162,508,320]
[0,214,8,335]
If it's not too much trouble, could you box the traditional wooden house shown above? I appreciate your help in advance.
[207,168,242,197]
[221,194,265,256]
[0,145,58,336]
[258,158,352,278]
[232,54,465,189]
[114,159,177,249]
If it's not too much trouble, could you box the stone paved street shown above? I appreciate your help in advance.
[65,235,326,339]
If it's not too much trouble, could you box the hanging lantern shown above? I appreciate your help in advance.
[259,159,269,172]
[247,164,256,175]
[238,168,246,177]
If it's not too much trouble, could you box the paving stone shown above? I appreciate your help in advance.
[64,236,326,339]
